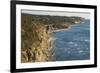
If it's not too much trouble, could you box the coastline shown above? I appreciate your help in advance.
[53,26,72,33]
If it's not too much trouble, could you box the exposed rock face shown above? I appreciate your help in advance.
[21,14,84,63]
[21,15,53,63]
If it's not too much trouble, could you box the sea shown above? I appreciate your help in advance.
[52,20,90,61]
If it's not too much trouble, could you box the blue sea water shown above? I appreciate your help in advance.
[52,20,90,61]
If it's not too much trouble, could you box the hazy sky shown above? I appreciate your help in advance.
[22,10,90,19]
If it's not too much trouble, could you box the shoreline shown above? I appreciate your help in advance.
[52,21,84,33]
[53,26,72,33]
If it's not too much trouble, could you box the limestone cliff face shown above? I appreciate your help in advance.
[21,15,53,63]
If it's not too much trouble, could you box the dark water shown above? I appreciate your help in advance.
[52,20,90,61]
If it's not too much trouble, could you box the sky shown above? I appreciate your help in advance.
[22,10,90,19]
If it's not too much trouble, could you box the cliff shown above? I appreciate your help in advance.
[21,14,84,63]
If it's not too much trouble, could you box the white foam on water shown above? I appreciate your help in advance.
[77,47,81,50]
[68,41,74,44]
[74,43,78,46]
[84,39,89,42]
[78,50,84,53]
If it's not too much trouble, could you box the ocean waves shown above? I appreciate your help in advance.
[52,20,90,61]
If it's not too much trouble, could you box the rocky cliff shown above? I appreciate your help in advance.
[21,14,84,63]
